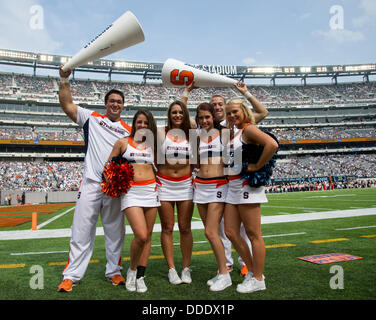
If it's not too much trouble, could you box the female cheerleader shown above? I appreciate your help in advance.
[106,109,159,293]
[224,98,278,293]
[193,102,232,291]
[156,100,195,285]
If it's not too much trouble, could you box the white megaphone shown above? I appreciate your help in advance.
[62,11,145,71]
[161,58,238,88]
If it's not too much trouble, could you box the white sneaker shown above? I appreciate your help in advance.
[209,272,232,292]
[236,274,266,293]
[125,268,136,292]
[181,267,192,284]
[168,268,182,285]
[136,276,147,293]
[206,273,219,286]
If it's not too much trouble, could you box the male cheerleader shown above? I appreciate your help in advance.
[57,66,131,292]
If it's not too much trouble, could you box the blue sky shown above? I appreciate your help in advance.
[0,0,375,75]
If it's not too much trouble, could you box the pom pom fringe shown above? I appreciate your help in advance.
[101,158,134,198]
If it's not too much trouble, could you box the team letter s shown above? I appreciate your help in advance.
[170,69,194,86]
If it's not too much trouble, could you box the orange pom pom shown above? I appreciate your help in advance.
[101,159,134,197]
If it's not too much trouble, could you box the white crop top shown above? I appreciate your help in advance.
[198,128,223,159]
[122,137,154,164]
[227,125,249,175]
[161,130,191,160]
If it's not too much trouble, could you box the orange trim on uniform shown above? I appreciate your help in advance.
[230,123,252,142]
[228,175,242,181]
[228,175,248,187]
[194,176,228,188]
[120,121,132,133]
[90,111,106,119]
[131,178,156,186]
[128,137,150,150]
[156,172,192,182]
[63,247,71,272]
[200,129,220,144]
[166,131,187,143]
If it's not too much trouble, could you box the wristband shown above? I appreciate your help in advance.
[181,91,189,98]
[244,91,253,99]
[60,77,69,84]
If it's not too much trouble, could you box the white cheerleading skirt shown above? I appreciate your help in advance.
[121,179,161,211]
[225,175,268,205]
[193,176,228,204]
[156,173,193,201]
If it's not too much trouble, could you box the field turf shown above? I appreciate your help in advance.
[0,188,375,304]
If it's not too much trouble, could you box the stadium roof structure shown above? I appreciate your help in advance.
[0,48,375,85]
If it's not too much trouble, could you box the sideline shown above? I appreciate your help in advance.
[0,208,375,241]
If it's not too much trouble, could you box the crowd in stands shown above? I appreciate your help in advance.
[15,75,56,96]
[0,72,375,194]
[0,127,83,141]
[0,161,82,192]
[0,153,374,192]
[0,72,375,107]
[273,154,375,179]
[1,125,375,142]
[0,127,33,140]
[265,178,376,193]
[272,126,376,140]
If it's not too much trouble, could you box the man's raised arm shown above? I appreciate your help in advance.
[58,65,78,123]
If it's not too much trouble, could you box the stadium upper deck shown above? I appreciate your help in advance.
[0,49,375,193]
[0,72,375,107]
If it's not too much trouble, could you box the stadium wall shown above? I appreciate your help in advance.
[1,190,77,206]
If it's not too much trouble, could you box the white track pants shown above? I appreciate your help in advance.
[219,217,252,267]
[62,177,125,282]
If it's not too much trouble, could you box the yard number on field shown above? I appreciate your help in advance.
[329,265,344,290]
[29,265,44,290]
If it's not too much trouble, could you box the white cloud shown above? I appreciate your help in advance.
[242,57,256,65]
[353,0,376,28]
[312,29,365,44]
[0,1,62,53]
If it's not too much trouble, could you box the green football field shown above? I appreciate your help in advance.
[0,188,375,303]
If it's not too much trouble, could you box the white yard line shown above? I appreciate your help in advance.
[10,250,69,256]
[37,206,75,229]
[263,232,306,238]
[1,208,375,241]
[307,194,357,198]
[263,205,334,210]
[10,233,306,255]
[335,225,376,231]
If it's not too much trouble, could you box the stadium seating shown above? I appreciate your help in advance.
[0,71,375,192]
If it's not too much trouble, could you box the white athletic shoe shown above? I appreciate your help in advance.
[236,274,266,293]
[181,267,192,284]
[209,272,232,292]
[168,268,182,285]
[206,273,219,286]
[126,268,136,292]
[136,276,147,293]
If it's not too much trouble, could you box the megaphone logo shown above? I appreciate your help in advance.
[170,69,194,86]
[162,58,237,88]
